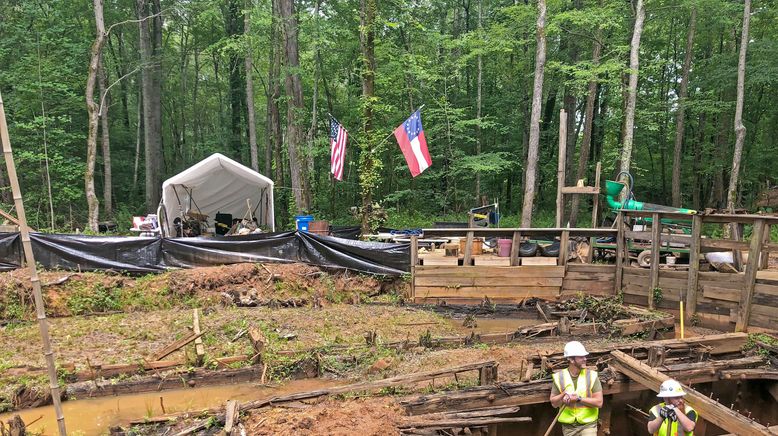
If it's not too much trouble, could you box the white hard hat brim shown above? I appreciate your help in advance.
[657,391,686,398]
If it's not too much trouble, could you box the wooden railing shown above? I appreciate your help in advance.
[418,227,617,267]
[617,210,778,331]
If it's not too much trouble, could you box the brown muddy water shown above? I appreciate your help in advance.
[448,316,542,335]
[0,378,339,435]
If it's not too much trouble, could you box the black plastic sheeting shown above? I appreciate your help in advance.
[329,226,361,240]
[0,232,409,276]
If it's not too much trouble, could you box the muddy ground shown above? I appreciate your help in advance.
[0,262,718,434]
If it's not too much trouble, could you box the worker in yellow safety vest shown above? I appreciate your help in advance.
[647,379,698,436]
[549,341,604,436]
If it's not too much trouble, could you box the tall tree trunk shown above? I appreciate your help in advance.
[301,1,321,210]
[266,0,281,178]
[658,16,676,200]
[520,0,546,227]
[726,0,751,212]
[138,0,163,212]
[475,0,483,203]
[223,0,244,158]
[85,0,106,232]
[358,0,378,234]
[563,0,581,188]
[133,86,142,193]
[618,0,645,182]
[107,31,131,129]
[98,57,112,216]
[693,112,705,210]
[279,0,309,213]
[245,0,258,171]
[671,7,696,207]
[569,36,602,227]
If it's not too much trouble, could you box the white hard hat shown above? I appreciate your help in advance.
[657,379,686,398]
[563,341,589,358]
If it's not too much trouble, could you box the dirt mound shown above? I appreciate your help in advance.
[242,397,404,435]
[0,263,407,319]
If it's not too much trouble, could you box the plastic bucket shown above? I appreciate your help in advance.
[295,215,314,232]
[497,239,512,257]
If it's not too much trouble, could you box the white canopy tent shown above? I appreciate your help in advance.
[159,153,275,236]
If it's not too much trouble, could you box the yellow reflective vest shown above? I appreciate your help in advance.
[552,368,599,425]
[649,403,697,436]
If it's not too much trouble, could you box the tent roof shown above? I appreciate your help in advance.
[162,153,274,190]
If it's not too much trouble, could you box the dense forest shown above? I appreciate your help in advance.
[0,0,775,232]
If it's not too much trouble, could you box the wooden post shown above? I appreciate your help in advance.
[193,309,205,366]
[463,231,475,266]
[685,214,702,319]
[510,231,521,266]
[646,346,666,367]
[610,350,774,435]
[591,161,601,228]
[556,109,567,228]
[224,399,239,433]
[615,212,625,295]
[649,213,661,309]
[760,223,771,270]
[0,91,67,435]
[558,230,569,266]
[410,235,418,300]
[735,218,765,332]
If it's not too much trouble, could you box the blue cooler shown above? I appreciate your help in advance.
[295,215,314,232]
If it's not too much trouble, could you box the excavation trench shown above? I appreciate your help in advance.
[495,379,778,436]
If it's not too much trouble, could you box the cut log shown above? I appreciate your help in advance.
[193,309,205,366]
[404,405,522,422]
[150,331,205,361]
[74,360,184,381]
[67,365,263,400]
[609,350,774,435]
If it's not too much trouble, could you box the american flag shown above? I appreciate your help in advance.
[329,117,347,181]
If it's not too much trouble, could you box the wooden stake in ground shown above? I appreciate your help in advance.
[0,91,67,435]
[193,309,205,366]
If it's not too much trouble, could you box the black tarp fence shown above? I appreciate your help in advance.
[0,232,409,276]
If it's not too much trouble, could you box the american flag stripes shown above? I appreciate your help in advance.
[329,117,347,181]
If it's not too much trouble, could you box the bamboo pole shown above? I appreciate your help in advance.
[0,91,67,435]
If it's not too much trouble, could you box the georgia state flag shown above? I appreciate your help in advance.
[393,110,431,177]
